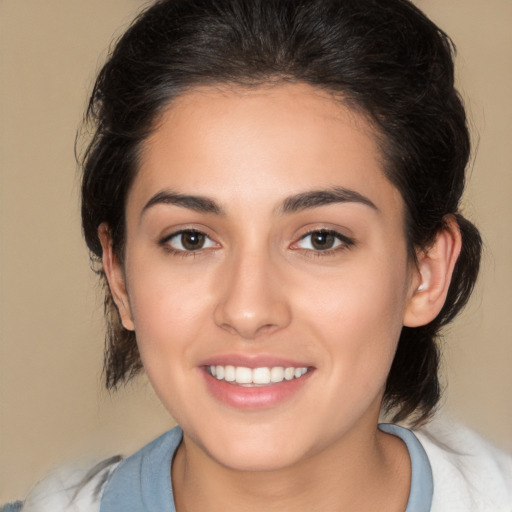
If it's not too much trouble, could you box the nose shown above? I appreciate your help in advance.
[213,249,292,340]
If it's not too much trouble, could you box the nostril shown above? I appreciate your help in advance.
[213,301,291,340]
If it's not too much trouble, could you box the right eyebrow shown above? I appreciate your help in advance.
[278,186,379,214]
[141,190,225,217]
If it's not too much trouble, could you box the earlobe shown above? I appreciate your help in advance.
[98,223,135,331]
[404,216,462,327]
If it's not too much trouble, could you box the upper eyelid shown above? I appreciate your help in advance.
[290,230,355,253]
[162,227,204,237]
[297,228,353,243]
[300,228,347,237]
[159,226,215,242]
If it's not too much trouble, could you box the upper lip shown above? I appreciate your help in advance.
[198,353,313,369]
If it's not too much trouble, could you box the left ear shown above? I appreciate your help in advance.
[403,215,462,327]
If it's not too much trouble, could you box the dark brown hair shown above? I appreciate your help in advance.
[81,0,482,424]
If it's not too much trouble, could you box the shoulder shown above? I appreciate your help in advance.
[4,456,121,512]
[100,426,183,511]
[5,427,183,512]
[413,416,512,512]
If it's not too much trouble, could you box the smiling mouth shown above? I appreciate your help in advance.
[207,365,311,386]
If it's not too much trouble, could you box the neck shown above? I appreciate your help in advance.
[172,421,411,512]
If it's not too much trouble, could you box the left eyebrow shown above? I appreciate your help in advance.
[141,190,225,217]
[278,187,379,214]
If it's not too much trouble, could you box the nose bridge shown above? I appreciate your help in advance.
[214,243,291,339]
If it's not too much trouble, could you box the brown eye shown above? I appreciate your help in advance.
[181,231,205,250]
[294,229,353,253]
[310,231,336,250]
[165,230,216,252]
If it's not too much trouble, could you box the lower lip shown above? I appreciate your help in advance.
[202,369,313,410]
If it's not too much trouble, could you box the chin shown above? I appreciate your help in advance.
[185,418,322,473]
[209,442,307,472]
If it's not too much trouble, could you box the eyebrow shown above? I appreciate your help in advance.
[279,187,378,214]
[142,190,224,216]
[141,186,378,218]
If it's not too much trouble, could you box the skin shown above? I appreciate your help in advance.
[100,83,461,511]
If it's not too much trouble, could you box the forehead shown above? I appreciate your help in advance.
[132,83,401,216]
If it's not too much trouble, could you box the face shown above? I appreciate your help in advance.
[107,83,421,471]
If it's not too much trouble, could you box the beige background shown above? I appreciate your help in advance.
[0,0,510,502]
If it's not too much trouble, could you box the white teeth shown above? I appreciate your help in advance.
[270,366,284,382]
[284,367,295,380]
[208,365,310,385]
[253,367,271,384]
[235,366,253,384]
[224,365,235,382]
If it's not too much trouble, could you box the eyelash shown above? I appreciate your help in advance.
[159,229,218,258]
[292,229,354,257]
[159,228,354,258]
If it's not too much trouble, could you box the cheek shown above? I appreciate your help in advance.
[125,259,213,362]
[295,252,409,376]
[124,262,216,416]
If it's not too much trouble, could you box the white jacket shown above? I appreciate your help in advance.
[11,419,512,512]
[415,420,512,512]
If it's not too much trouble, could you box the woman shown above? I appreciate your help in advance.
[4,0,511,510]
